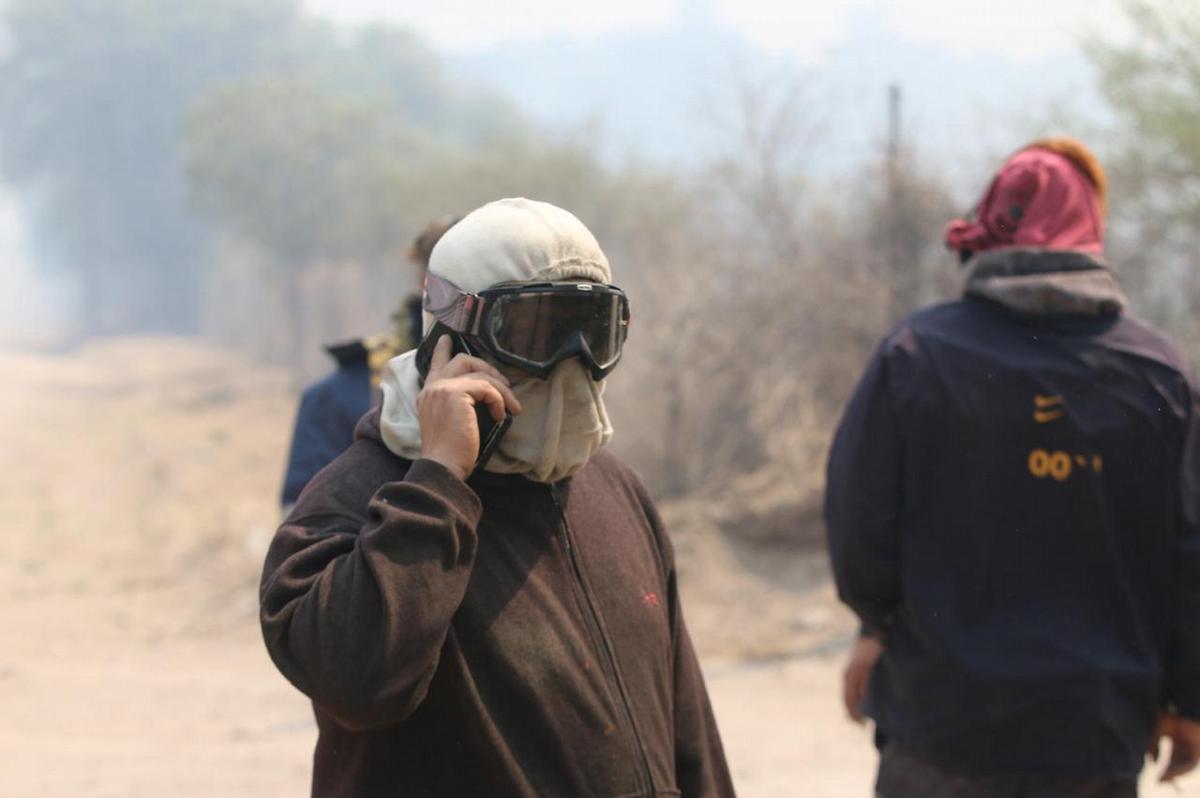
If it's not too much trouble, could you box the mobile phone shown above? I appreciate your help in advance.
[416,327,513,472]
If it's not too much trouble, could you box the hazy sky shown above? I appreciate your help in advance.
[0,0,1134,341]
[302,0,1128,61]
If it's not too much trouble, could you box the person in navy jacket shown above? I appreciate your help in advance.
[280,215,458,508]
[827,139,1200,796]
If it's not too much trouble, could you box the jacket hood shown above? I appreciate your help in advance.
[354,405,384,444]
[962,247,1127,318]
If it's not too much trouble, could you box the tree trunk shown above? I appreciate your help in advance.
[662,360,687,498]
[282,264,306,388]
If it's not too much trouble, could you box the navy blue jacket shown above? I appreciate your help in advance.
[826,258,1200,778]
[281,301,422,507]
[280,342,372,507]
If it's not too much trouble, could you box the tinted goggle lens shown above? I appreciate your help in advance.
[488,290,628,371]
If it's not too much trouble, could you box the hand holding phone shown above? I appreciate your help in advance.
[415,331,518,480]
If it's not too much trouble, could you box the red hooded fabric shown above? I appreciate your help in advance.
[945,147,1105,256]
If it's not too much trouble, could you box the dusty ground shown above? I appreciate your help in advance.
[0,337,1196,797]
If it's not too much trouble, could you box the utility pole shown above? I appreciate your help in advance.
[885,83,907,321]
[887,83,901,187]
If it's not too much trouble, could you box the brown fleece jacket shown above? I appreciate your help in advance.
[260,411,734,798]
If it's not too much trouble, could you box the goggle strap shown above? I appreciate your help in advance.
[463,295,486,336]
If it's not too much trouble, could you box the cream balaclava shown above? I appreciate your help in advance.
[378,198,614,483]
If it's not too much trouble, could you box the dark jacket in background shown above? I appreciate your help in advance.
[261,410,734,797]
[280,298,425,507]
[826,248,1200,778]
[280,341,372,506]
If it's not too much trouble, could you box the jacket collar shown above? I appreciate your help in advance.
[962,247,1127,318]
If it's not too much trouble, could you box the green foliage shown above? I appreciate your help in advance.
[0,0,532,334]
[0,0,298,332]
[1084,0,1200,351]
[275,22,528,147]
[183,62,607,277]
[185,76,425,267]
[1087,1,1200,186]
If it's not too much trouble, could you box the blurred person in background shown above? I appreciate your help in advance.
[826,138,1200,796]
[259,198,734,797]
[279,215,459,509]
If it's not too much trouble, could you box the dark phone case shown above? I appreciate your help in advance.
[416,329,513,471]
[474,403,512,470]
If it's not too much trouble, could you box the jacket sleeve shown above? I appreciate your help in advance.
[636,486,735,798]
[260,451,482,731]
[824,344,904,636]
[1166,383,1200,720]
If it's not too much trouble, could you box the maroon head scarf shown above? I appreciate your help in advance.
[945,144,1106,257]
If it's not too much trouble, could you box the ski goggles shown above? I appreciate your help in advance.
[423,272,631,380]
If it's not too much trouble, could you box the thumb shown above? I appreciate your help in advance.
[1158,714,1200,782]
[1161,741,1197,783]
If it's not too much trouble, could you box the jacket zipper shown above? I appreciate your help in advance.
[550,487,656,796]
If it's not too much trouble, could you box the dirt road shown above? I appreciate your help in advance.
[1,339,1196,796]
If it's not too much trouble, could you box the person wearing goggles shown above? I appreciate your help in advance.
[259,198,734,798]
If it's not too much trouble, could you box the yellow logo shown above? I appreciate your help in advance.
[1033,394,1064,423]
[1028,448,1103,480]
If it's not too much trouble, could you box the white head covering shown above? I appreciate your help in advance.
[378,198,614,482]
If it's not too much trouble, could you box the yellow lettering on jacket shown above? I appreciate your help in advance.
[1028,448,1102,481]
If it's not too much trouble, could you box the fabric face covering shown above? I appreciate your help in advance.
[378,198,615,483]
[487,358,611,483]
